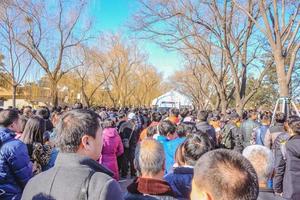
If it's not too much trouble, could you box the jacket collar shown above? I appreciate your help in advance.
[127,177,174,197]
[0,127,15,144]
[55,153,113,177]
[173,166,194,175]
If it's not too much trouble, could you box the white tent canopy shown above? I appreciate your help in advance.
[151,90,192,108]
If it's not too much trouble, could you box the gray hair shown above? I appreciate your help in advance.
[135,138,165,177]
[243,145,274,183]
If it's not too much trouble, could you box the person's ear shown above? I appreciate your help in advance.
[191,181,213,200]
[196,191,212,200]
[81,135,91,150]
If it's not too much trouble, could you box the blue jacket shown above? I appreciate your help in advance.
[164,167,193,200]
[156,135,169,144]
[255,125,269,145]
[164,137,186,174]
[0,127,33,200]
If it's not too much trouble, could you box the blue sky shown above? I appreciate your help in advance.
[87,0,183,78]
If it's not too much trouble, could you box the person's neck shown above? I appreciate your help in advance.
[76,149,98,161]
[142,171,164,180]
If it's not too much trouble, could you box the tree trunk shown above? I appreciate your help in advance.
[12,84,17,108]
[275,54,289,97]
[236,103,245,116]
[213,95,221,111]
[83,92,90,108]
[50,80,58,107]
[220,94,227,114]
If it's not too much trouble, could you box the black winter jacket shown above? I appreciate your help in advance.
[282,135,300,200]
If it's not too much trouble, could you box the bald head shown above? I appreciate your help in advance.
[191,149,258,200]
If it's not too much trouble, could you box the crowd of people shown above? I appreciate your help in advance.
[0,103,300,200]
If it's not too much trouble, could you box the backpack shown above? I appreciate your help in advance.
[220,125,235,149]
[122,125,136,149]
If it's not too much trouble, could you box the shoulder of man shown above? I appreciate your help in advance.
[21,168,54,199]
[1,138,28,160]
[88,172,124,200]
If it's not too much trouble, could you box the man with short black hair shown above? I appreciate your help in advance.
[0,109,32,200]
[36,107,54,132]
[22,109,123,200]
[220,112,243,152]
[157,120,176,143]
[139,111,162,141]
[164,123,190,173]
[264,112,287,149]
[191,149,259,200]
[196,110,216,147]
[240,110,260,148]
[168,108,180,124]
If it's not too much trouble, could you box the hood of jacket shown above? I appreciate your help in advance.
[103,127,118,138]
[0,127,15,145]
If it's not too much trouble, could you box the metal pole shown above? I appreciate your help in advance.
[291,100,300,118]
[281,98,285,113]
[271,98,280,125]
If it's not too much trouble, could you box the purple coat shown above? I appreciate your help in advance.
[100,127,124,180]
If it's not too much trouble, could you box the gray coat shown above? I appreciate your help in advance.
[21,153,124,200]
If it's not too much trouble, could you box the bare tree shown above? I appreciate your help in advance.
[132,64,163,106]
[0,1,32,107]
[74,47,112,107]
[206,0,272,113]
[234,0,300,97]
[132,0,233,112]
[132,0,270,113]
[14,0,92,106]
[102,34,144,107]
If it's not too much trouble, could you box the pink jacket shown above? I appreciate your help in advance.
[99,127,124,180]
